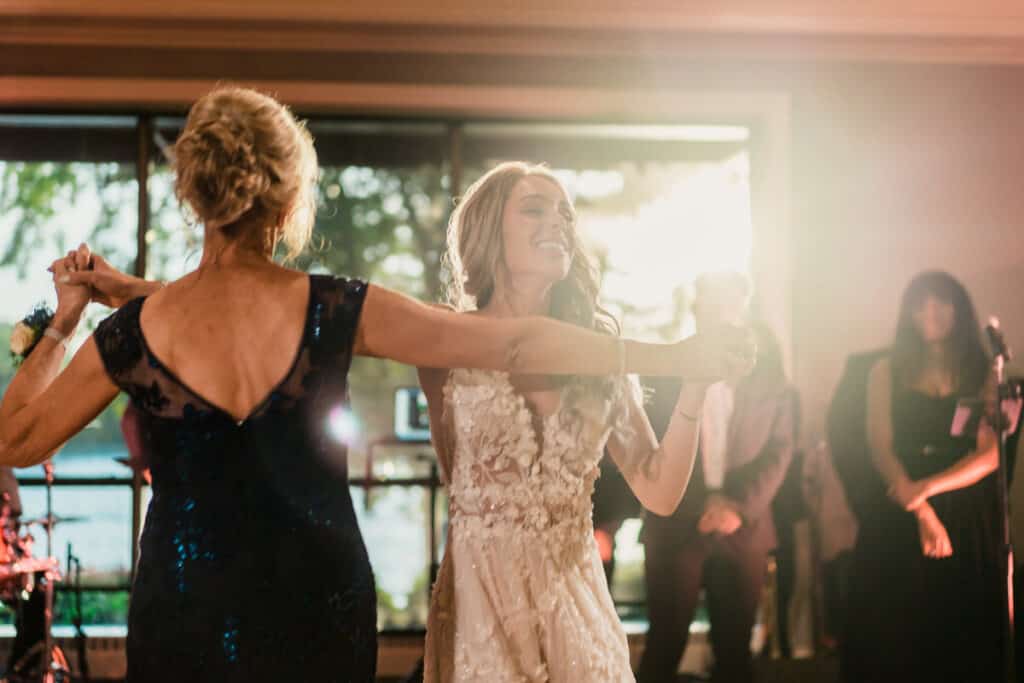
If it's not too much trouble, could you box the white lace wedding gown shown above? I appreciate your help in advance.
[424,369,636,682]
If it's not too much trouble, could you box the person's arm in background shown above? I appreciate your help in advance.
[706,387,797,534]
[825,351,888,525]
[866,358,916,500]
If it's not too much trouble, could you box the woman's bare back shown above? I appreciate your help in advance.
[138,264,311,423]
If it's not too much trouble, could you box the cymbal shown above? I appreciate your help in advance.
[20,515,89,528]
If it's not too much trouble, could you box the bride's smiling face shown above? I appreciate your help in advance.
[498,175,575,286]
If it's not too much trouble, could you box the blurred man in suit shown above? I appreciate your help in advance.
[637,272,797,683]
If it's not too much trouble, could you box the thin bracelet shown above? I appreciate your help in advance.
[43,327,70,349]
[676,407,702,422]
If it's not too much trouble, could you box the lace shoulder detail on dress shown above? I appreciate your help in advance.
[93,297,183,416]
[93,297,147,388]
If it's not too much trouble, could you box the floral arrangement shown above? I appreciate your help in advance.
[9,304,55,368]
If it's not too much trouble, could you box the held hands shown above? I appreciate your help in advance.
[916,504,953,559]
[49,242,148,309]
[48,243,93,336]
[679,325,757,384]
[61,251,140,308]
[697,494,743,536]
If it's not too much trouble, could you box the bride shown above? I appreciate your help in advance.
[419,162,754,682]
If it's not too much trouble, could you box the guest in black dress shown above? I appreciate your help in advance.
[844,270,1001,683]
[0,87,752,683]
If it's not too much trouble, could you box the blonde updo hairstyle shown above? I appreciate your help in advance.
[173,87,317,261]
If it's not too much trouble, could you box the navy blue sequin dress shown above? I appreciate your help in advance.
[93,275,376,682]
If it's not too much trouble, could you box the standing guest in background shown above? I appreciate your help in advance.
[844,270,1002,683]
[801,441,857,653]
[0,88,753,683]
[637,272,797,683]
[768,401,813,660]
[823,347,887,661]
[827,349,890,527]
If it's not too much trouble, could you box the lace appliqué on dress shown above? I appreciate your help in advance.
[425,369,634,683]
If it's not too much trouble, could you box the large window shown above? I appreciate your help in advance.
[0,114,753,631]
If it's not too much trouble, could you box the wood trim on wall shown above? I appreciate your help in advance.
[6,19,1024,65]
[6,2,1024,66]
[4,0,1024,37]
[0,77,782,120]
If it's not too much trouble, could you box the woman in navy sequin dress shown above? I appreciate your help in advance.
[0,88,751,682]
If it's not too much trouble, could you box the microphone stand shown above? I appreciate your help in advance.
[41,461,54,683]
[68,543,89,683]
[990,328,1017,682]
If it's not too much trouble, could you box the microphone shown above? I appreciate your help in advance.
[986,317,1012,362]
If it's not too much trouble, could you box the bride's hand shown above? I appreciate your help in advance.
[676,325,757,383]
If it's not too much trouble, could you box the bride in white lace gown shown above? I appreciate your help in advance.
[418,162,755,682]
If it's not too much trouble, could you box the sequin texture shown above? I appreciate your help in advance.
[94,275,376,682]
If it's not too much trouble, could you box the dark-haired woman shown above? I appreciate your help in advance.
[844,271,1001,683]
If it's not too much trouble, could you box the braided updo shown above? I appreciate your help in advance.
[173,87,317,261]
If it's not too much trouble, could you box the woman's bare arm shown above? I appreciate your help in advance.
[918,419,998,500]
[0,324,118,468]
[606,380,708,516]
[355,285,752,379]
[867,358,917,501]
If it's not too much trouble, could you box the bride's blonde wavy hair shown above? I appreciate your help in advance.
[444,162,640,462]
[172,86,317,262]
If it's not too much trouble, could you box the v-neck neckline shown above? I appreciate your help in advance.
[135,274,315,426]
[495,370,564,424]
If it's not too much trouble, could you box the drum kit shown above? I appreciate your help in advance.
[0,462,85,683]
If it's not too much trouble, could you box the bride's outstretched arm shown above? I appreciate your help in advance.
[606,380,709,516]
[355,285,755,379]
